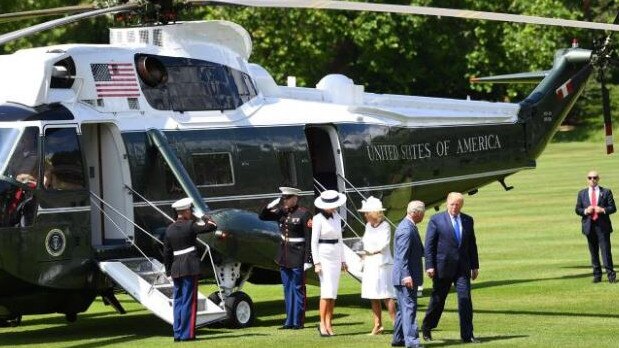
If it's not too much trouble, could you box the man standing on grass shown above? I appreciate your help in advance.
[422,192,480,344]
[575,170,617,283]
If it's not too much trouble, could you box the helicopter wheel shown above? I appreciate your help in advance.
[65,313,77,323]
[0,314,21,327]
[224,291,255,329]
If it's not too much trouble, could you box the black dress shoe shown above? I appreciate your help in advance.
[279,325,293,330]
[421,327,432,341]
[593,277,602,283]
[463,337,481,344]
[608,273,616,283]
[390,343,405,347]
[291,325,304,330]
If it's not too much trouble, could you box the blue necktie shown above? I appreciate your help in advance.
[453,216,461,246]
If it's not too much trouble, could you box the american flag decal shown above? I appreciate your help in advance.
[90,63,140,98]
[555,79,574,100]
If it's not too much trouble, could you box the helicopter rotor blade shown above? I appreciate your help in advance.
[0,3,140,47]
[600,72,614,154]
[193,0,619,32]
[0,5,96,24]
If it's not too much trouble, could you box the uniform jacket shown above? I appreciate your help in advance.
[391,217,424,287]
[575,186,616,235]
[260,203,312,268]
[163,218,217,278]
[425,211,479,280]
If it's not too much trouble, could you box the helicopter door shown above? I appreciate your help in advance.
[81,123,134,246]
[305,125,346,217]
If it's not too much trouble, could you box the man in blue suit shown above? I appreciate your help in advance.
[575,170,617,283]
[422,192,479,344]
[391,200,426,348]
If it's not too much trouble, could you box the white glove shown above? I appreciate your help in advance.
[267,198,280,209]
[303,263,313,271]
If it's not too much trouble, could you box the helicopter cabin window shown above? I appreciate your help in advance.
[2,127,39,187]
[43,128,86,190]
[135,54,258,112]
[191,152,234,187]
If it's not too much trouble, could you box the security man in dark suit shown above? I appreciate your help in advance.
[422,192,480,344]
[575,170,617,283]
[259,187,312,329]
[164,197,217,342]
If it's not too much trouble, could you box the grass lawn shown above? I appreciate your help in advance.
[1,141,618,347]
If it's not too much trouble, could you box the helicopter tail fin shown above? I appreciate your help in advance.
[516,48,593,159]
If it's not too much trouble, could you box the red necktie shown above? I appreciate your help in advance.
[591,189,599,221]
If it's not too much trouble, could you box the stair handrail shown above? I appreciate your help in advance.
[89,193,166,289]
[313,178,362,238]
[122,185,224,304]
[336,173,398,229]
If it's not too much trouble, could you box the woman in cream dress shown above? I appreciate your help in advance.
[359,196,396,335]
[311,190,347,337]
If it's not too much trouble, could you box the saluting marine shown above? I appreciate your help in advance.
[164,198,218,342]
[259,187,313,330]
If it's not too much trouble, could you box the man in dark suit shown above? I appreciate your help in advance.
[575,170,617,283]
[422,192,479,344]
[391,200,425,348]
[164,198,217,342]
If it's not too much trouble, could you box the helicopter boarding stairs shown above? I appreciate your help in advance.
[91,192,227,327]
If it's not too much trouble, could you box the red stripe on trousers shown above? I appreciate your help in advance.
[189,275,198,339]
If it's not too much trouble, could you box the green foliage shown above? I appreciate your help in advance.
[1,1,618,134]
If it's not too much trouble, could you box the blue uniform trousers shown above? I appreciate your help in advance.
[392,285,420,348]
[173,275,198,340]
[280,266,306,327]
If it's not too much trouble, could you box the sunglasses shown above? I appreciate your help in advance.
[588,176,599,180]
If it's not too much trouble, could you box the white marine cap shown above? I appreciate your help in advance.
[357,196,386,212]
[314,190,347,210]
[171,197,193,211]
[279,187,301,196]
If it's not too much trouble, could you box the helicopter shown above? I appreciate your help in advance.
[0,0,617,330]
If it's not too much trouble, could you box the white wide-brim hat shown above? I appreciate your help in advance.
[314,190,347,209]
[172,197,193,211]
[358,196,386,212]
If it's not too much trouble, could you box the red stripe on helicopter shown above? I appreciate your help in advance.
[555,79,574,100]
[91,63,140,98]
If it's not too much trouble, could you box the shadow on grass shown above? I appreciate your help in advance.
[425,334,528,346]
[469,272,591,291]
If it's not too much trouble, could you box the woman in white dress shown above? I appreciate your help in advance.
[311,190,347,337]
[359,196,396,335]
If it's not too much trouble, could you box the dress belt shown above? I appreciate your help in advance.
[318,239,339,244]
[173,246,196,256]
[281,236,305,243]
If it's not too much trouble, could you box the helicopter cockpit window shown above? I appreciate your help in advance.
[136,54,258,112]
[191,152,234,187]
[2,127,40,187]
[43,128,85,190]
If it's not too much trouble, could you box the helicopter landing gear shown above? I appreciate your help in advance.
[65,312,77,323]
[213,262,255,328]
[0,314,22,327]
[224,291,255,328]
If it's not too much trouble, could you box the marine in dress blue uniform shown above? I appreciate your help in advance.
[164,198,218,342]
[259,187,312,329]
